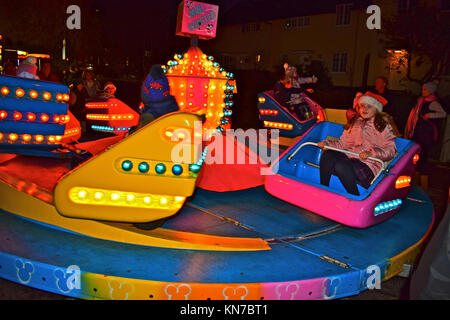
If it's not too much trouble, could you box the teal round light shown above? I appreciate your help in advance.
[121,160,133,171]
[138,162,149,173]
[189,164,201,173]
[172,164,183,176]
[155,163,166,174]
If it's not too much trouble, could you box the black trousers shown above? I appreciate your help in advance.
[319,150,373,196]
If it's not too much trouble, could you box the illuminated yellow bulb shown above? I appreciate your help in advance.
[94,192,103,200]
[35,135,44,142]
[165,131,174,138]
[143,197,151,204]
[175,196,184,202]
[77,190,87,199]
[126,194,135,202]
[111,193,120,201]
[22,134,31,142]
[179,84,184,88]
[160,197,168,205]
[9,133,18,141]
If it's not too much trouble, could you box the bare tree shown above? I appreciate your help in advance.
[381,5,450,84]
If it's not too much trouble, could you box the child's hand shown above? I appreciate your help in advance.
[359,150,372,160]
[317,141,327,150]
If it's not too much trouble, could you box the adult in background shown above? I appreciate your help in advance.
[38,61,61,83]
[16,56,39,80]
[370,77,392,114]
[81,70,101,99]
[404,82,447,188]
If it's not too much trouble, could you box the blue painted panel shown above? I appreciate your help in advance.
[0,209,353,284]
[161,204,263,238]
[188,186,338,238]
[295,185,433,270]
[0,121,65,135]
[0,96,68,115]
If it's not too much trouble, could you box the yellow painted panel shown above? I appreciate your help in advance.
[54,112,202,222]
[0,181,270,251]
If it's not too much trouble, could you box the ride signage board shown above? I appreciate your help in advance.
[176,1,219,40]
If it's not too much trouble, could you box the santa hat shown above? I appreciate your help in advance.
[104,81,116,91]
[358,91,388,113]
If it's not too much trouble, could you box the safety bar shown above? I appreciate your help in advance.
[286,142,386,185]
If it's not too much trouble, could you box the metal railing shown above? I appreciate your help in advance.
[287,142,386,185]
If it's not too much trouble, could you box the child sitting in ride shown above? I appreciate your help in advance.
[273,63,317,121]
[137,64,179,129]
[317,92,397,196]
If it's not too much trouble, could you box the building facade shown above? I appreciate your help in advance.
[203,0,448,92]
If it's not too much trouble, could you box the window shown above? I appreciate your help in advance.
[284,16,310,30]
[336,3,352,25]
[332,53,348,73]
[242,23,260,33]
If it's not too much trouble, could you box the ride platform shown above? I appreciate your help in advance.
[0,182,433,300]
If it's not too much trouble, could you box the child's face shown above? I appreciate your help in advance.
[359,103,377,119]
[106,87,115,95]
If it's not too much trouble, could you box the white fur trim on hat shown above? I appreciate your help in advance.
[104,82,116,90]
[358,95,383,113]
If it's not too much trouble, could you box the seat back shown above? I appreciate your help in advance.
[257,90,318,137]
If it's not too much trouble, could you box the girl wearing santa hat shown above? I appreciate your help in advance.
[317,92,397,196]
